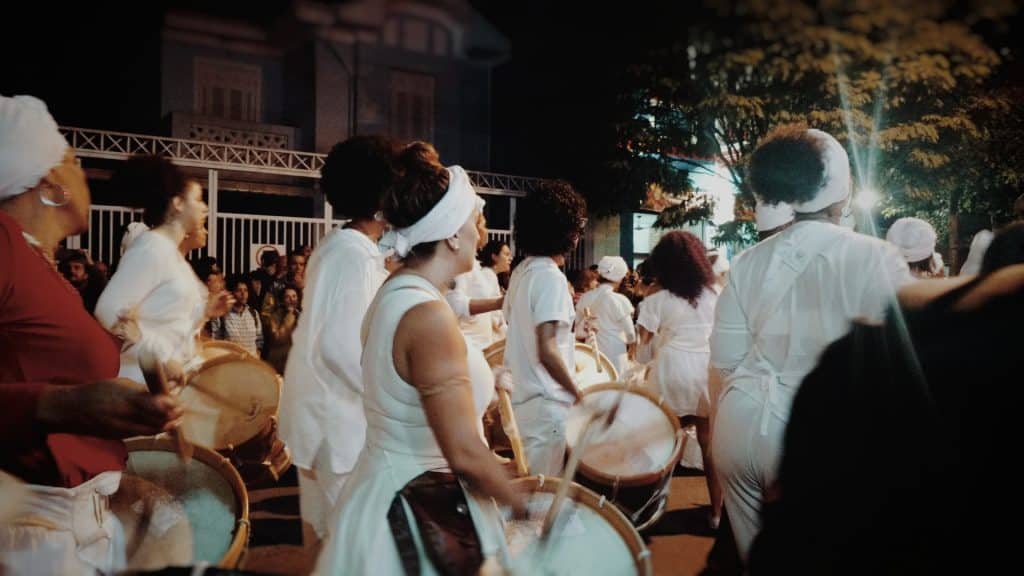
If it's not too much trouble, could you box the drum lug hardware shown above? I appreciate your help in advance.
[597,495,606,509]
[538,474,545,488]
[611,476,621,502]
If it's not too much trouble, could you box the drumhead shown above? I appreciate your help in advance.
[572,342,618,390]
[199,340,253,362]
[112,437,249,570]
[178,357,281,450]
[497,476,652,576]
[566,384,682,486]
[482,339,618,389]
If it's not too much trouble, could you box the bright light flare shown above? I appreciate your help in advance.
[856,187,881,209]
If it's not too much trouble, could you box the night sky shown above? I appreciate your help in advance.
[1,0,690,184]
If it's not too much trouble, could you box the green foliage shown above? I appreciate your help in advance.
[611,0,1021,247]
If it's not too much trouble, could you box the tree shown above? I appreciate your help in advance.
[610,0,1021,260]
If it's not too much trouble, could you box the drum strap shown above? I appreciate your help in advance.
[388,470,484,576]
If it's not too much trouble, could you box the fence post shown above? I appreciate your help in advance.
[509,197,517,255]
[324,198,334,241]
[208,169,219,258]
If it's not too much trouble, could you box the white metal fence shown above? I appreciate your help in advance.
[63,127,597,276]
[74,205,525,278]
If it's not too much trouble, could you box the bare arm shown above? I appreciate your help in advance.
[396,300,524,512]
[468,296,503,315]
[536,320,581,402]
[35,379,182,438]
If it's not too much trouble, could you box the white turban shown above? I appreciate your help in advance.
[597,255,629,283]
[381,165,484,258]
[755,200,795,232]
[791,129,851,214]
[0,95,68,201]
[886,217,937,263]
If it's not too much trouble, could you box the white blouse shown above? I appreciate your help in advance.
[95,230,205,383]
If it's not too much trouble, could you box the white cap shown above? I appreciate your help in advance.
[886,217,937,263]
[790,129,850,213]
[597,255,629,283]
[0,95,69,201]
[755,200,795,231]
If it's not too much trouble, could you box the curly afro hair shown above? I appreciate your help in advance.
[320,135,398,220]
[648,230,715,307]
[747,124,829,207]
[514,180,587,257]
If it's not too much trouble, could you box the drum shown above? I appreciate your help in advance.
[565,383,684,530]
[111,437,249,571]
[481,340,618,459]
[177,355,291,484]
[198,339,253,362]
[482,340,619,390]
[493,475,652,575]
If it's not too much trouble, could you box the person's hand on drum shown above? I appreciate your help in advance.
[162,359,185,391]
[206,290,233,319]
[36,378,183,439]
[110,307,141,347]
[493,366,515,394]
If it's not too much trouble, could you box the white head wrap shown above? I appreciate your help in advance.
[886,217,937,263]
[755,200,795,231]
[596,255,629,283]
[380,165,484,258]
[0,95,69,201]
[790,129,851,214]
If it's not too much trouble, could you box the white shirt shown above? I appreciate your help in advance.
[95,230,204,383]
[445,260,506,349]
[278,228,388,473]
[480,267,508,341]
[959,229,993,276]
[502,256,576,405]
[711,221,913,402]
[574,283,635,373]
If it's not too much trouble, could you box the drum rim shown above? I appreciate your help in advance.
[510,475,653,576]
[482,339,620,383]
[122,437,250,569]
[182,355,283,451]
[569,383,684,487]
[201,340,255,358]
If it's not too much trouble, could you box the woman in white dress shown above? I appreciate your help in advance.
[95,156,230,384]
[476,238,512,340]
[634,230,721,524]
[316,143,524,575]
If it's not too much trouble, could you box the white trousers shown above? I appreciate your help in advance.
[711,382,788,563]
[298,443,350,540]
[1,471,125,576]
[514,397,570,476]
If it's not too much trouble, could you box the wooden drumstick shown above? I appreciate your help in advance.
[539,388,625,543]
[496,388,529,477]
[138,351,194,463]
[582,307,603,374]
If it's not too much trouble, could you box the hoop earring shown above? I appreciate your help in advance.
[39,184,70,207]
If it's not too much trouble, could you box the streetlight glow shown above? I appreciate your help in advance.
[856,187,881,209]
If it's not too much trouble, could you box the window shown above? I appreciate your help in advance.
[382,16,452,57]
[194,58,262,122]
[390,71,435,142]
